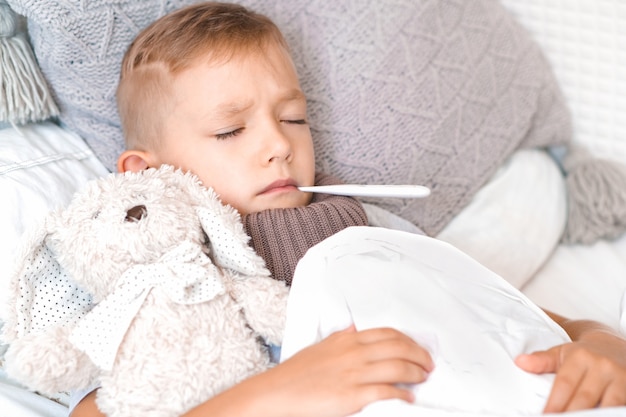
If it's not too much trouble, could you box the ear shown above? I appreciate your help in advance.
[195,203,270,278]
[117,150,152,173]
[1,214,93,344]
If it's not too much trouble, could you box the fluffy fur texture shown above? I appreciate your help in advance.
[2,165,288,417]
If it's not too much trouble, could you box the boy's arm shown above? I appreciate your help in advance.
[516,309,626,412]
[72,327,433,417]
[70,390,102,417]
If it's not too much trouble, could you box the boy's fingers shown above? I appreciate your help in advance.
[515,346,562,374]
[359,384,416,405]
[559,357,626,411]
[352,327,414,343]
[364,338,434,372]
[543,363,588,412]
[600,380,626,408]
[354,328,434,372]
[564,372,610,411]
[338,324,357,333]
[358,359,430,385]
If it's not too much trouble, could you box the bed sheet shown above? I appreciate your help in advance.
[355,402,626,417]
[522,232,626,332]
[0,369,67,417]
[1,379,624,417]
[351,400,626,417]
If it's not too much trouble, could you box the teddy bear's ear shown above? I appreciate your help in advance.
[195,203,270,278]
[155,165,269,277]
[1,214,93,345]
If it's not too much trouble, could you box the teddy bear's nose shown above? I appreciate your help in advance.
[126,205,147,222]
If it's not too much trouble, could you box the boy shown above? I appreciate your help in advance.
[73,2,626,416]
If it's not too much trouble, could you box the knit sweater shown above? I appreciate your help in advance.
[242,173,368,285]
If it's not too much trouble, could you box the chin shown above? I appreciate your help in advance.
[265,193,311,211]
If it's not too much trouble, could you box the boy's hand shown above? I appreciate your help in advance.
[259,326,434,417]
[515,329,626,412]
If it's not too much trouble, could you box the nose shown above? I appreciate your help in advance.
[125,205,147,222]
[263,123,293,165]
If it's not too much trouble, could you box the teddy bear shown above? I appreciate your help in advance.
[1,165,289,417]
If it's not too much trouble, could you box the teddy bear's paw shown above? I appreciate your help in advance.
[96,390,188,417]
[4,327,100,395]
[232,276,289,345]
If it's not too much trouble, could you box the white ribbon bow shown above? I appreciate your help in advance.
[69,241,225,371]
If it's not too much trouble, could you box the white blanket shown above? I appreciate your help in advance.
[280,227,624,417]
[0,369,66,417]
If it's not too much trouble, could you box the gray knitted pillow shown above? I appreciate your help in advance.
[8,0,570,235]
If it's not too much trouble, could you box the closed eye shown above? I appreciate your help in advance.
[215,128,244,140]
[283,119,307,125]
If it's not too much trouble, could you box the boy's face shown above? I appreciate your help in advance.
[152,44,315,214]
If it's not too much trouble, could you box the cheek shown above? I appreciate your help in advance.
[200,170,247,208]
[151,144,198,173]
[297,136,316,179]
[164,145,228,186]
[215,190,248,214]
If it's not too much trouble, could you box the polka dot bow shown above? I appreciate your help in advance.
[69,240,225,371]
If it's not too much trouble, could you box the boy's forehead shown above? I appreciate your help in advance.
[166,46,306,125]
[213,88,305,115]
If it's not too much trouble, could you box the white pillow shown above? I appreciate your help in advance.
[0,122,108,321]
[436,149,567,289]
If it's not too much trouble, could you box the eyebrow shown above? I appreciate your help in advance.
[210,89,306,120]
[281,88,306,102]
[213,100,253,119]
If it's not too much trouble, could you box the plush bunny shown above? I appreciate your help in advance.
[1,165,289,417]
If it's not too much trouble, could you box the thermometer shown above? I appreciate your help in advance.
[298,184,430,199]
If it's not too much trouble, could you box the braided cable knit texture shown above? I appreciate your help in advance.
[7,0,571,235]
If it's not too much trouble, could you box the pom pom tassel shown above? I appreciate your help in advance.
[0,1,58,125]
[562,145,626,244]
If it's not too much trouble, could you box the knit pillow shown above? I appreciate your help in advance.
[7,0,571,235]
[281,0,571,236]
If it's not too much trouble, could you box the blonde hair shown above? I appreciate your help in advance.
[117,2,288,151]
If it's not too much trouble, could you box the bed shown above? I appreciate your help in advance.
[0,0,625,416]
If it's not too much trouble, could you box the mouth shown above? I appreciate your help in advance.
[259,179,299,195]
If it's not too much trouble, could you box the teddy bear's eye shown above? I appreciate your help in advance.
[125,205,147,222]
[92,210,101,220]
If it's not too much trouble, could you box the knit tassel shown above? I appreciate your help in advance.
[561,145,626,244]
[0,1,58,125]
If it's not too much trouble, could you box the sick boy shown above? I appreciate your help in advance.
[72,2,626,416]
